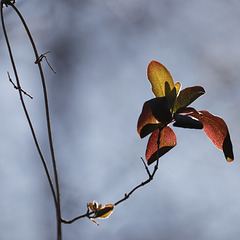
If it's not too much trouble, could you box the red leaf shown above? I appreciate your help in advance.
[191,111,234,162]
[146,126,177,165]
[137,98,172,138]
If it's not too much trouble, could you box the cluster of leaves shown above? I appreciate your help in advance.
[88,61,234,225]
[88,201,114,225]
[137,61,234,165]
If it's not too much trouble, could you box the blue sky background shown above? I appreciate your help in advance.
[0,0,240,239]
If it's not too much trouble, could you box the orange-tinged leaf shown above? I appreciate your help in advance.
[95,204,114,219]
[88,202,94,212]
[88,200,101,213]
[146,126,177,165]
[174,82,181,95]
[191,111,234,161]
[147,61,175,98]
[174,86,205,112]
[137,97,172,138]
[137,101,160,138]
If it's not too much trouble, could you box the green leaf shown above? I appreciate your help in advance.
[147,61,175,98]
[190,110,234,162]
[173,86,205,112]
[146,126,177,165]
[137,97,172,138]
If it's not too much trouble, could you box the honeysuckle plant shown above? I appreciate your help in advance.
[137,60,234,165]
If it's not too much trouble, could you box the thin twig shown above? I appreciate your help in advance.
[62,156,159,224]
[63,130,162,224]
[61,207,95,224]
[35,51,56,74]
[114,158,159,206]
[114,130,161,206]
[141,157,151,178]
[8,72,33,99]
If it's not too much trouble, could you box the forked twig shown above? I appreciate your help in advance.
[35,51,56,74]
[61,206,95,225]
[8,72,33,99]
[141,157,152,178]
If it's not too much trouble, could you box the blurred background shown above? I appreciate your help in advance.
[0,0,240,239]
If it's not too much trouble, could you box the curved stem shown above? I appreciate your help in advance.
[10,4,62,240]
[1,1,57,207]
[61,210,95,224]
[63,130,161,224]
[1,3,61,239]
[114,130,160,206]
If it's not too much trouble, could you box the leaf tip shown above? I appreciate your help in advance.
[226,157,234,162]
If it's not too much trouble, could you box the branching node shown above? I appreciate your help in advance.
[35,51,56,74]
[7,72,33,99]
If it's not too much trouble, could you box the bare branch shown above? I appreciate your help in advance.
[114,130,161,206]
[1,3,57,208]
[1,3,61,239]
[8,4,62,239]
[114,157,159,206]
[61,205,95,224]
